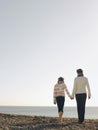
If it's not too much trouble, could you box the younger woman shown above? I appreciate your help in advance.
[53,77,71,123]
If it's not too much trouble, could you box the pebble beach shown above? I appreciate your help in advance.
[0,113,98,130]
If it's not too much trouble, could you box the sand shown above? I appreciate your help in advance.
[0,113,98,130]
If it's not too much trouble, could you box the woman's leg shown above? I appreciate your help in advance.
[76,93,87,123]
[58,112,62,120]
[56,96,65,122]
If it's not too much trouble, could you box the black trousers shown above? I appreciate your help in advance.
[76,93,87,122]
[56,96,65,112]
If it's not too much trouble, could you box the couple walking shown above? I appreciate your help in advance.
[53,69,91,124]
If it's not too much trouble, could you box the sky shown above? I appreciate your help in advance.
[0,0,98,106]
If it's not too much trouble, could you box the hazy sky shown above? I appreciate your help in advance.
[0,0,98,106]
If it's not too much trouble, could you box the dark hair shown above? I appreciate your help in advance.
[58,77,64,83]
[76,69,83,76]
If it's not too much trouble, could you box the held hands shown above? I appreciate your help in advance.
[88,96,91,99]
[70,95,74,100]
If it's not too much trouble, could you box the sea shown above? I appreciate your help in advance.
[0,106,97,119]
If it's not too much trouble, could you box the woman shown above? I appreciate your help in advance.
[53,77,71,123]
[72,69,91,124]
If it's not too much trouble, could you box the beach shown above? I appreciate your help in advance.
[0,113,98,130]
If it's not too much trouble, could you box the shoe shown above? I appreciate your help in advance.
[78,121,82,124]
[78,121,83,124]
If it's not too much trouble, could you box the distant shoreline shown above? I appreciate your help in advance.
[0,106,97,119]
[0,113,98,130]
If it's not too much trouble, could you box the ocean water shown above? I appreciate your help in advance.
[0,106,97,119]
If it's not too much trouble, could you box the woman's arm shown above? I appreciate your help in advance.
[72,78,77,98]
[64,84,71,98]
[86,78,91,99]
[53,85,57,104]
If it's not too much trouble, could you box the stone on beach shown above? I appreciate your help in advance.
[0,113,98,130]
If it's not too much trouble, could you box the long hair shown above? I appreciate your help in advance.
[77,69,84,77]
[58,77,64,83]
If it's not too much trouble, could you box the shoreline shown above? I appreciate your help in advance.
[0,113,98,130]
[0,106,98,119]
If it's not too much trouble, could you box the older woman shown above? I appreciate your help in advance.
[72,69,91,124]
